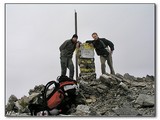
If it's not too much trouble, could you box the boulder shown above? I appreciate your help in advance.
[75,105,90,116]
[99,74,115,86]
[114,106,140,116]
[124,73,137,81]
[8,95,18,103]
[135,94,154,107]
[146,75,154,82]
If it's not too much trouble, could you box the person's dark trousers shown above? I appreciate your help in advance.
[60,57,74,79]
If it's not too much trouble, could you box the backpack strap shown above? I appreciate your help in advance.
[99,39,107,49]
[42,81,59,109]
[99,39,110,56]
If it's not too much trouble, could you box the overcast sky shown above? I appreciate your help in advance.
[6,4,155,100]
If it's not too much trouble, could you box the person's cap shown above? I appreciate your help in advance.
[72,34,78,39]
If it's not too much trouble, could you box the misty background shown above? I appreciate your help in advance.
[6,4,155,101]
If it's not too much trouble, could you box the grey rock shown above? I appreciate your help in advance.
[6,95,18,113]
[124,73,137,81]
[146,75,154,82]
[135,94,154,107]
[99,74,114,85]
[14,101,23,111]
[28,92,40,101]
[8,95,18,103]
[114,106,140,116]
[5,103,16,112]
[75,105,90,116]
[131,81,147,87]
[115,73,124,79]
[119,82,129,91]
[97,84,107,90]
[96,88,104,93]
[90,81,99,86]
[28,84,44,95]
[136,77,145,82]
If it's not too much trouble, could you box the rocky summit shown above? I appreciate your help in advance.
[5,73,155,117]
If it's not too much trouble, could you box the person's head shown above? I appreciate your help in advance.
[72,34,78,43]
[92,32,99,40]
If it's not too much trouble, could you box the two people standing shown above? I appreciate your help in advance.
[59,33,115,79]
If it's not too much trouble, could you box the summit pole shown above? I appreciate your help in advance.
[75,10,78,80]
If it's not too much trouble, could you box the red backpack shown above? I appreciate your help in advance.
[43,76,78,111]
[28,76,78,116]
